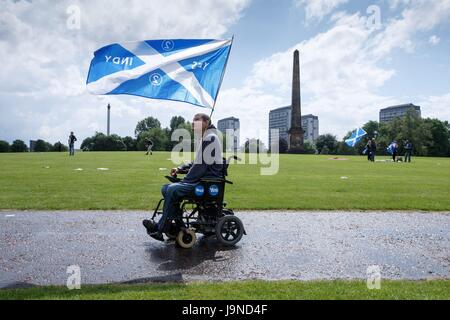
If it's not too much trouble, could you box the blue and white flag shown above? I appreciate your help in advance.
[86,39,233,109]
[345,128,367,147]
[386,142,398,155]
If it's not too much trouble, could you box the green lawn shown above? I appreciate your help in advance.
[0,152,449,211]
[1,280,449,300]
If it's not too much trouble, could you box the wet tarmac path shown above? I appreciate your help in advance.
[1,210,449,288]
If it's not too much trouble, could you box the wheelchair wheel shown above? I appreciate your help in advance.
[215,215,244,246]
[176,229,197,249]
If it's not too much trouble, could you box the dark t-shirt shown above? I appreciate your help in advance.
[405,143,413,151]
[69,134,77,145]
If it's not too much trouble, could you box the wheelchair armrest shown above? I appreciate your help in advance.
[200,178,233,185]
[165,175,181,183]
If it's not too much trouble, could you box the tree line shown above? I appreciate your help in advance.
[0,139,69,153]
[2,112,448,156]
[310,111,450,157]
[80,116,193,152]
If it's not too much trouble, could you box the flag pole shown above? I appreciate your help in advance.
[209,35,234,120]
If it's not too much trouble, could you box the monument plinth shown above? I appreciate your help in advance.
[288,50,305,154]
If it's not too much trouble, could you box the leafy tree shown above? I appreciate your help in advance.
[81,133,126,151]
[94,134,127,151]
[134,117,161,137]
[395,110,429,155]
[337,141,357,156]
[51,142,68,152]
[170,116,186,132]
[34,139,52,152]
[137,127,170,151]
[10,140,28,152]
[316,134,338,154]
[122,136,137,151]
[422,118,450,157]
[320,145,330,155]
[303,140,317,154]
[363,121,380,140]
[167,121,194,151]
[0,140,10,152]
[342,113,450,157]
[80,136,95,151]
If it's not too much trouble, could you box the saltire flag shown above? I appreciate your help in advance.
[86,39,233,109]
[345,128,367,147]
[386,142,397,155]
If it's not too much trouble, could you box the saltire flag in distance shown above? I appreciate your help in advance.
[386,142,397,155]
[345,128,367,147]
[86,39,233,109]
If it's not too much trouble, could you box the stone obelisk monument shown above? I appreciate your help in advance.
[288,50,305,153]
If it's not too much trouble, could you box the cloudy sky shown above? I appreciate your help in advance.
[1,0,450,145]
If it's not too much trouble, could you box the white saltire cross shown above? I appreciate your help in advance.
[87,39,232,109]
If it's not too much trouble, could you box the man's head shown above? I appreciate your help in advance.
[70,131,74,135]
[192,113,211,135]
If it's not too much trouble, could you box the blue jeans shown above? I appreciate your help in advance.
[405,151,412,162]
[157,182,196,231]
[69,144,75,156]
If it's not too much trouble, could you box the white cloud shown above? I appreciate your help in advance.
[0,0,250,143]
[294,0,348,22]
[218,0,450,141]
[217,12,396,141]
[368,0,450,58]
[388,0,412,10]
[1,0,449,147]
[429,35,441,45]
[419,93,450,121]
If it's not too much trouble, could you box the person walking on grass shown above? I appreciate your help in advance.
[145,138,154,155]
[68,132,77,156]
[390,140,399,162]
[404,140,413,163]
[365,138,377,162]
[365,139,373,162]
[369,138,377,162]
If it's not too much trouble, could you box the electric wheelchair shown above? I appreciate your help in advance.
[149,156,246,249]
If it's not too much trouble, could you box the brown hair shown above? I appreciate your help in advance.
[194,113,211,125]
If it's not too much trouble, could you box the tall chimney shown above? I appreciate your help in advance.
[107,103,111,136]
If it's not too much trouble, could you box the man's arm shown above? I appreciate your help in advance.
[178,163,192,171]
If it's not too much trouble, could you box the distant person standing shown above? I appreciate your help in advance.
[370,138,377,162]
[365,139,373,162]
[145,138,154,156]
[404,140,413,163]
[391,141,399,162]
[68,132,77,156]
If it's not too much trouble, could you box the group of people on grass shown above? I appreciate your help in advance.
[365,138,413,163]
[64,132,154,157]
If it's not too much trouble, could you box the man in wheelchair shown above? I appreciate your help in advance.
[143,113,223,242]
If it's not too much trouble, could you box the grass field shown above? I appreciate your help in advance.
[0,151,449,211]
[1,280,449,300]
